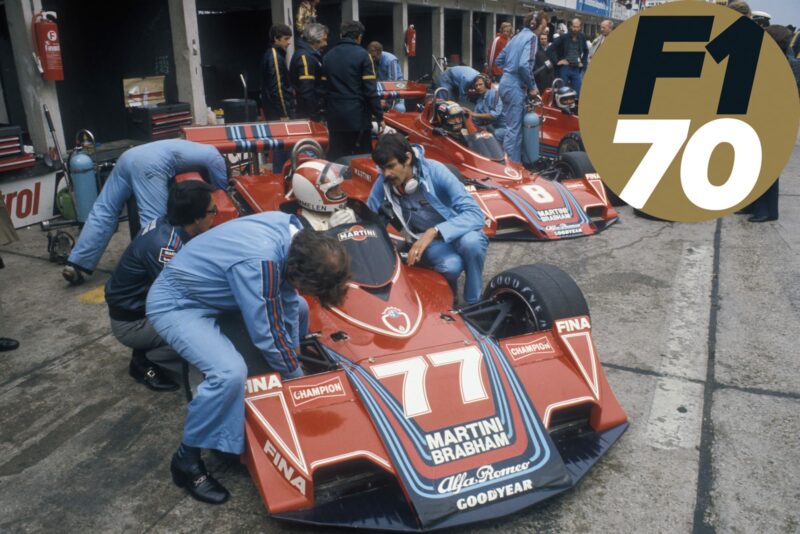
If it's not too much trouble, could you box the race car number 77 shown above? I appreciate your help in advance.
[371,346,489,418]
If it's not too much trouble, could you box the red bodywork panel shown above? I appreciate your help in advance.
[182,120,329,154]
[538,87,582,155]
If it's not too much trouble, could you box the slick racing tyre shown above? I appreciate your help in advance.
[558,131,585,155]
[482,264,589,338]
[553,151,595,179]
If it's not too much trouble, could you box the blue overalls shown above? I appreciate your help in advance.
[377,51,406,112]
[473,87,507,143]
[436,66,480,103]
[146,212,309,454]
[496,27,538,163]
[367,145,488,304]
[68,140,227,273]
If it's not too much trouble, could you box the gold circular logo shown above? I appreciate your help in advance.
[581,1,799,222]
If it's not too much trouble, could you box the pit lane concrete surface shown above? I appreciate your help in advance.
[1,137,798,533]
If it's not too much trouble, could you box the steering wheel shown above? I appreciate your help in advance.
[289,138,324,178]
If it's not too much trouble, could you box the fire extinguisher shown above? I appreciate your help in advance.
[405,25,416,58]
[32,12,64,81]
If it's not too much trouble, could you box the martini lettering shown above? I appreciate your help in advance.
[425,417,510,465]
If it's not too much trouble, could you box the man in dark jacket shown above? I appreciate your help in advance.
[105,180,216,391]
[291,23,328,121]
[546,17,588,97]
[260,23,296,120]
[322,20,384,160]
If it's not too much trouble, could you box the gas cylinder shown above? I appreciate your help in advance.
[69,149,98,223]
[521,108,541,166]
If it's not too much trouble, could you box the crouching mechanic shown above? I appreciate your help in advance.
[105,180,216,391]
[63,139,227,284]
[368,133,488,305]
[146,212,351,504]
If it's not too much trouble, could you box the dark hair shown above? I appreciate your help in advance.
[286,230,351,307]
[372,133,413,168]
[340,20,365,40]
[765,25,792,53]
[367,41,383,53]
[524,11,549,31]
[270,23,293,42]
[167,180,215,226]
[727,1,752,17]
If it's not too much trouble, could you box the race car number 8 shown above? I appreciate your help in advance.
[614,118,762,210]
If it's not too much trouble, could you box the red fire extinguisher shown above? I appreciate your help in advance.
[405,25,417,58]
[32,12,64,81]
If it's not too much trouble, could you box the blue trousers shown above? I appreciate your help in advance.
[498,80,526,164]
[558,66,583,97]
[148,279,308,454]
[421,230,488,304]
[68,165,168,273]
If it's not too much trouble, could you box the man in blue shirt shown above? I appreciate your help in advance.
[106,180,216,391]
[368,133,488,305]
[63,139,228,284]
[367,41,406,112]
[496,11,549,163]
[436,65,481,103]
[469,74,506,143]
[147,213,350,504]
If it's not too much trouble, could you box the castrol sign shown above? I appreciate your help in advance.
[1,173,56,228]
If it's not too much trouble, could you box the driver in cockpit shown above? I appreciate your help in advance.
[290,160,359,231]
[432,100,472,145]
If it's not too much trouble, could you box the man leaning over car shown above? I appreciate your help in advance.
[368,133,489,305]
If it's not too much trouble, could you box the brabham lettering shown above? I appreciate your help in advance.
[537,207,571,222]
[245,374,282,394]
[455,479,534,510]
[437,461,531,495]
[425,416,510,465]
[264,440,306,495]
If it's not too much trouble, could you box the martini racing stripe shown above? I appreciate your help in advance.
[224,125,286,152]
[260,260,297,370]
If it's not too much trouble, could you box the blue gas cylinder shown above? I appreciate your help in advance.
[69,150,98,223]
[521,110,541,166]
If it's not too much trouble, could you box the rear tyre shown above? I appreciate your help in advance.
[558,132,585,155]
[482,264,589,338]
[554,151,595,179]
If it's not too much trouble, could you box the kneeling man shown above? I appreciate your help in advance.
[368,133,488,304]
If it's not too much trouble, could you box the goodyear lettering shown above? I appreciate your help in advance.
[556,316,592,334]
[264,440,306,495]
[425,417,510,465]
[537,207,570,222]
[553,225,583,237]
[455,479,534,510]
[245,374,282,394]
[437,461,531,495]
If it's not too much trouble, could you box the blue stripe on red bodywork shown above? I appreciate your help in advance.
[260,260,297,370]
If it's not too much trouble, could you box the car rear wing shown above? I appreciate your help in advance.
[377,81,427,100]
[182,120,329,154]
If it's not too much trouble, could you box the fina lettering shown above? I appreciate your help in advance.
[245,374,282,394]
[556,316,592,334]
[264,440,307,495]
[425,417,510,465]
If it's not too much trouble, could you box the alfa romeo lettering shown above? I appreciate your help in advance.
[580,2,799,221]
[437,461,532,495]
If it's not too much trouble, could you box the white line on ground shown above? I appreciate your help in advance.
[645,244,713,450]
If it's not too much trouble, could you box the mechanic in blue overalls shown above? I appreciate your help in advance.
[63,139,227,284]
[436,65,481,103]
[147,212,350,504]
[367,41,406,112]
[105,180,216,392]
[495,11,549,163]
[469,74,506,143]
[368,133,488,305]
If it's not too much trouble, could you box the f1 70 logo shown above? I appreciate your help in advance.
[581,2,799,222]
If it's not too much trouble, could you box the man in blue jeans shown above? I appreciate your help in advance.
[546,17,588,98]
[62,139,227,284]
[147,213,350,504]
[368,133,488,305]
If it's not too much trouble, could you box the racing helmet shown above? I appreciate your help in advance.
[751,10,770,28]
[554,85,577,113]
[292,160,348,213]
[435,100,465,133]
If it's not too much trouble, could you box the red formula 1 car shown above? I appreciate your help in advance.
[380,91,617,240]
[178,125,628,531]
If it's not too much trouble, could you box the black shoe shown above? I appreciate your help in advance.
[747,215,778,223]
[129,359,180,392]
[62,265,85,285]
[170,454,230,505]
[0,338,19,352]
